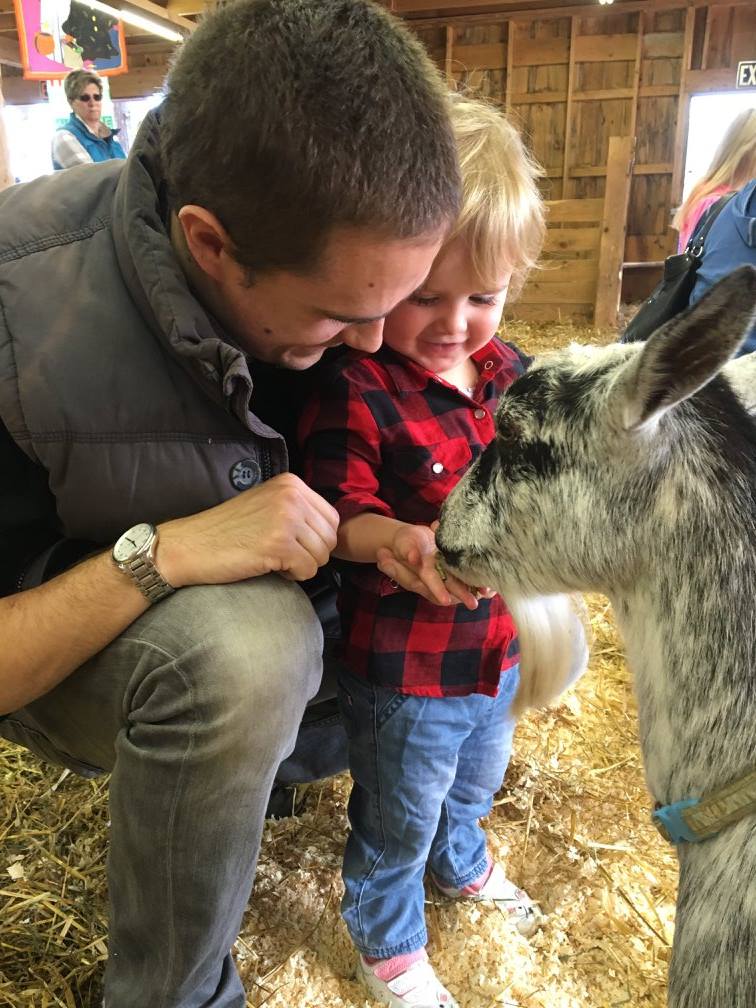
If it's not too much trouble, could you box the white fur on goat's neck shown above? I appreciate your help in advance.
[504,593,589,717]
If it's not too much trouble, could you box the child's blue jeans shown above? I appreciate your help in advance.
[338,665,520,959]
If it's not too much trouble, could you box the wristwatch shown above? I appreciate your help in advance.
[112,523,175,604]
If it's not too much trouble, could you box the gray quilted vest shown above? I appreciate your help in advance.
[0,112,287,544]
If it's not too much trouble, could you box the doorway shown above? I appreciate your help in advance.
[682,90,756,201]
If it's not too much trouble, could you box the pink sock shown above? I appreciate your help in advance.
[458,856,494,895]
[364,947,427,982]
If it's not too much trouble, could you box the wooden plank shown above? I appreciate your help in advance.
[569,166,607,177]
[625,233,675,262]
[572,88,635,101]
[118,0,195,34]
[511,35,570,67]
[633,162,673,175]
[572,33,638,64]
[510,91,566,105]
[562,16,577,197]
[445,25,454,83]
[517,276,598,304]
[629,12,643,143]
[685,66,744,92]
[506,302,593,322]
[505,23,513,108]
[0,34,20,67]
[638,84,679,97]
[671,6,695,209]
[595,135,635,328]
[642,31,685,59]
[530,258,598,280]
[547,196,604,223]
[452,42,506,70]
[544,227,602,255]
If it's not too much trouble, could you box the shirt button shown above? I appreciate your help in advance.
[474,408,486,420]
[431,461,444,474]
[483,360,494,370]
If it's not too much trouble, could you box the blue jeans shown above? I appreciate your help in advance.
[338,665,519,958]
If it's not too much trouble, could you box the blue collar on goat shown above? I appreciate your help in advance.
[653,768,756,843]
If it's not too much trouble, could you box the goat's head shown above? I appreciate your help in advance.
[438,266,756,598]
[436,267,756,711]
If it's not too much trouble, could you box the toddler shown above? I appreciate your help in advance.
[299,93,546,1008]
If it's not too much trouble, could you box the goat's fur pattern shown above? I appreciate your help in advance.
[437,266,756,1008]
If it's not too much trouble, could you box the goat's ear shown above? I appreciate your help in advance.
[619,265,756,431]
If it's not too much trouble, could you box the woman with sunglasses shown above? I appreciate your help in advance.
[52,70,126,171]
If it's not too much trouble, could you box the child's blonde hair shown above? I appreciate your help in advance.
[445,92,545,299]
[673,108,756,232]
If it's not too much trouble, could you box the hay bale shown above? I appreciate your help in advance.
[0,320,677,1007]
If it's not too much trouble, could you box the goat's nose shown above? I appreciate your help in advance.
[435,533,463,569]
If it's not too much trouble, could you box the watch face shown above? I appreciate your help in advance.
[113,523,153,563]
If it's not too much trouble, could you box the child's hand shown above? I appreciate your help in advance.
[378,525,482,610]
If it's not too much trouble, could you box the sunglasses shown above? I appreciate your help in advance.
[77,93,102,103]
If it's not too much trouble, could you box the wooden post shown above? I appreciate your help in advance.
[594,134,635,330]
[444,24,454,85]
[0,66,14,191]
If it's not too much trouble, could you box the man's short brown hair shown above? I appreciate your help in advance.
[161,0,460,275]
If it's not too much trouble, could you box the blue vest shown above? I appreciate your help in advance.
[52,113,126,170]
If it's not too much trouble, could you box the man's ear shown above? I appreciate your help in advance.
[176,205,234,284]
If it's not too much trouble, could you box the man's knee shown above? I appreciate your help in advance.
[127,574,324,730]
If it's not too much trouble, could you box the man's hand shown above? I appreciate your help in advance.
[157,473,339,587]
[377,524,482,610]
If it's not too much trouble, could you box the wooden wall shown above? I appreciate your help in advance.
[409,0,756,269]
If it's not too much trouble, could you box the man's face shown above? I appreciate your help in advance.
[214,228,444,369]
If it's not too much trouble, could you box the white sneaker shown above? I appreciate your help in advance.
[358,953,459,1008]
[432,861,546,938]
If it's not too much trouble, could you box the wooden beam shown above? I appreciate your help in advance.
[0,34,20,68]
[120,0,195,34]
[671,4,695,208]
[444,24,454,83]
[561,16,577,198]
[166,0,205,13]
[595,134,635,328]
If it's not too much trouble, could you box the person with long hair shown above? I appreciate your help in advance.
[673,107,756,251]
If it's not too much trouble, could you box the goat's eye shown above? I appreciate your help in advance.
[497,420,522,448]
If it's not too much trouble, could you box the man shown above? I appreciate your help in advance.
[0,1,459,1004]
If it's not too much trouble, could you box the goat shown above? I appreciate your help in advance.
[436,266,756,1008]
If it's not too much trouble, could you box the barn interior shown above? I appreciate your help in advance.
[0,1,754,1006]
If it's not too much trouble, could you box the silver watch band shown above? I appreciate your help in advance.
[125,553,175,604]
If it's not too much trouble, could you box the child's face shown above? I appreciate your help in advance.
[382,236,511,376]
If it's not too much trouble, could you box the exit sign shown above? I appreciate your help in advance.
[737,61,756,88]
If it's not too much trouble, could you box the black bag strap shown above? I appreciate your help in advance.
[686,191,737,256]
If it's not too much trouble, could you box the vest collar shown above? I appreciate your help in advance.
[109,107,275,439]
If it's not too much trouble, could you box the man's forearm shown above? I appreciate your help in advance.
[0,551,148,715]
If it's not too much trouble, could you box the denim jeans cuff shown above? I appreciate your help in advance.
[435,850,491,891]
[354,926,428,960]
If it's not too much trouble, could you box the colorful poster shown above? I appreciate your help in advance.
[13,0,128,80]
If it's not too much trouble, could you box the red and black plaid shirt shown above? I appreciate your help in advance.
[299,338,527,698]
